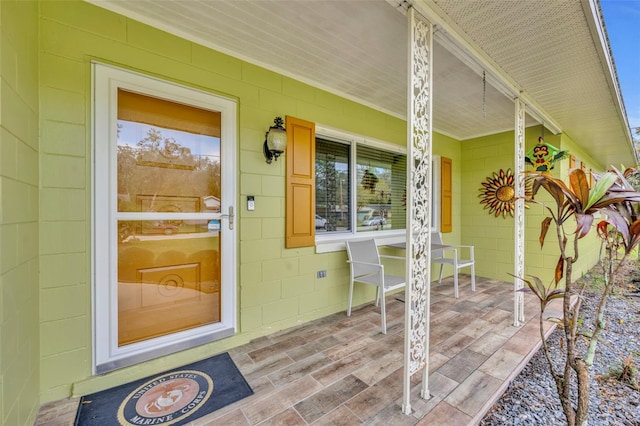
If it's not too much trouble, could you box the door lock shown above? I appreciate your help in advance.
[220,206,234,230]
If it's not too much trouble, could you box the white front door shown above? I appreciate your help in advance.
[93,63,237,373]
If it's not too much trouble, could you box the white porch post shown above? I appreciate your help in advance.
[513,98,526,326]
[402,7,433,415]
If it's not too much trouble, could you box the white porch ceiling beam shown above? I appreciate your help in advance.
[411,0,563,135]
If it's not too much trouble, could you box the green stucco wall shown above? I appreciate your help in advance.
[0,1,41,425]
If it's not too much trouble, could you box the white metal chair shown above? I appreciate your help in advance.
[431,231,475,298]
[345,239,405,334]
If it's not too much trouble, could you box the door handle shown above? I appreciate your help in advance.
[220,206,234,230]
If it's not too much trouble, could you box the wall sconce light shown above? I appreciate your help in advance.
[263,117,287,164]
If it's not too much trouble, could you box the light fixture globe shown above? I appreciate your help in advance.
[263,117,287,164]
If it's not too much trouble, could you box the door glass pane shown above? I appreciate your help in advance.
[117,89,221,214]
[315,138,350,233]
[117,220,221,346]
[116,90,223,346]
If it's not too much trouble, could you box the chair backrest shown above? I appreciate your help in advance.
[346,239,381,277]
[431,231,444,258]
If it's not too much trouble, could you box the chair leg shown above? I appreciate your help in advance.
[379,285,387,334]
[453,269,459,298]
[347,279,354,317]
[471,264,476,292]
[438,264,444,283]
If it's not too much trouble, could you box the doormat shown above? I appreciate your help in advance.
[75,352,253,426]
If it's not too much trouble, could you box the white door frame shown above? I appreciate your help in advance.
[92,63,237,373]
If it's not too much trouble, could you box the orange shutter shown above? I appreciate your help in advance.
[285,116,316,248]
[440,157,452,233]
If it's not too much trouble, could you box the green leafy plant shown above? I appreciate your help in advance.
[519,166,640,426]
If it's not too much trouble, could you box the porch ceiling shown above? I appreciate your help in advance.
[88,0,636,168]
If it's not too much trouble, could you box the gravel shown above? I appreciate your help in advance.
[481,261,640,425]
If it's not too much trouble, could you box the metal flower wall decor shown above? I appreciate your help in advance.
[479,168,517,218]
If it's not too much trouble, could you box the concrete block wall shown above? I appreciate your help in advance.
[38,1,407,401]
[460,125,605,285]
[0,1,41,425]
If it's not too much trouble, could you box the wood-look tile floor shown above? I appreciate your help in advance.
[36,276,557,426]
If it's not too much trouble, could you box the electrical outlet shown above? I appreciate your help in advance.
[247,195,255,211]
[317,270,327,279]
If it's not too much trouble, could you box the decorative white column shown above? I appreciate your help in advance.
[513,98,526,326]
[402,7,433,415]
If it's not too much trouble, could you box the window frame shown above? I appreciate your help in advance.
[313,126,444,253]
[314,125,412,253]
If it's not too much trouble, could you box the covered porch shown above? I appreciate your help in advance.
[36,276,559,425]
[2,1,637,424]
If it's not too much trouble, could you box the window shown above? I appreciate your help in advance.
[288,122,448,252]
[315,129,407,238]
[356,145,407,232]
[316,138,351,232]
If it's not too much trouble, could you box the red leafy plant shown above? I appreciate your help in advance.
[518,166,640,426]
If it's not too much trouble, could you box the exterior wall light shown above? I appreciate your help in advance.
[263,116,287,164]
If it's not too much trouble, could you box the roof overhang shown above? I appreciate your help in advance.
[86,0,637,167]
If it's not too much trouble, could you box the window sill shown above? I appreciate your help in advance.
[315,230,407,253]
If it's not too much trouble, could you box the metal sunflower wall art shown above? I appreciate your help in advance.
[479,168,518,218]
